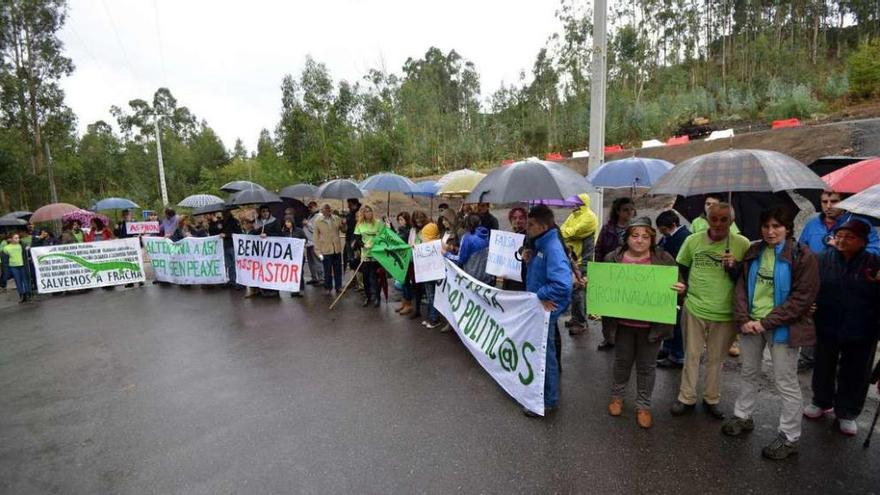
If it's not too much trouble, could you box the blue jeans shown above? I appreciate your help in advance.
[0,253,9,289]
[322,253,343,290]
[661,311,685,363]
[425,281,441,322]
[545,316,560,408]
[9,266,30,298]
[224,248,237,285]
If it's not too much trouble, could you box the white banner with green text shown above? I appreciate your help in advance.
[32,238,146,293]
[143,236,227,285]
[433,259,550,415]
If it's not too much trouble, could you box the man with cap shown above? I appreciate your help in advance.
[805,219,880,437]
[799,190,880,256]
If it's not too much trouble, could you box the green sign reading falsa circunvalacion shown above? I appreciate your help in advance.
[586,261,679,324]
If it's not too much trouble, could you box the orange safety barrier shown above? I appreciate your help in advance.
[666,135,690,146]
[604,144,624,154]
[544,152,564,161]
[501,159,515,166]
[772,118,801,129]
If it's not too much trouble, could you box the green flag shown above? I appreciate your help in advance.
[371,227,412,283]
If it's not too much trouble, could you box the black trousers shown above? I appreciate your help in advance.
[811,334,878,420]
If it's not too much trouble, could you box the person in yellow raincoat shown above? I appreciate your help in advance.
[560,193,598,334]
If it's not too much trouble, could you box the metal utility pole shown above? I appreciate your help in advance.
[154,116,169,206]
[588,0,608,176]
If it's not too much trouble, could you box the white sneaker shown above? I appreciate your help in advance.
[839,419,858,436]
[803,404,832,419]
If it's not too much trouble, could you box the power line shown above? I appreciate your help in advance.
[152,0,169,88]
[100,0,139,86]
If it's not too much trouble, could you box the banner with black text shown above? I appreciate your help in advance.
[32,238,146,293]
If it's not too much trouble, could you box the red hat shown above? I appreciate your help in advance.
[836,220,870,242]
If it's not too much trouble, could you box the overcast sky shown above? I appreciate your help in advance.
[59,0,560,151]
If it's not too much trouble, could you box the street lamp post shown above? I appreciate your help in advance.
[588,0,607,176]
[154,115,169,206]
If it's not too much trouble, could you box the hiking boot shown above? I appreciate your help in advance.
[439,324,452,333]
[656,358,683,369]
[670,401,695,416]
[838,419,858,436]
[722,417,755,436]
[728,341,741,357]
[395,300,410,313]
[636,409,653,429]
[761,433,798,460]
[803,404,832,420]
[597,341,615,351]
[399,303,414,316]
[425,320,443,329]
[608,398,623,417]
[703,401,726,420]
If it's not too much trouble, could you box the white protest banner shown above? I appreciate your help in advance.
[233,234,305,291]
[486,229,525,282]
[31,238,145,293]
[126,221,160,235]
[412,240,445,282]
[433,259,549,415]
[143,236,226,285]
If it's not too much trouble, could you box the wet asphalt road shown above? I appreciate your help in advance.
[1,284,878,494]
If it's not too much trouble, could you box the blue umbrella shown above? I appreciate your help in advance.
[409,180,440,197]
[586,157,673,188]
[360,173,417,217]
[92,197,140,211]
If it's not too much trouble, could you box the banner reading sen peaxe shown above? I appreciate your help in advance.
[143,236,227,285]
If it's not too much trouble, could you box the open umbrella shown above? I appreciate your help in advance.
[1,210,32,220]
[279,184,319,200]
[192,202,231,216]
[227,188,282,206]
[0,216,27,227]
[586,157,673,188]
[221,180,266,193]
[30,203,80,223]
[408,180,440,216]
[360,173,417,218]
[532,196,584,207]
[836,184,880,219]
[822,157,880,194]
[466,159,596,204]
[437,169,487,197]
[92,197,139,211]
[315,179,365,200]
[651,149,827,196]
[178,194,226,208]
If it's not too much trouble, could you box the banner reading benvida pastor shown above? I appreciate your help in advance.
[32,238,146,293]
[433,259,550,416]
[233,234,305,292]
[143,236,227,285]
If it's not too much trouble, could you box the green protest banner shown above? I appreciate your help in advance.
[586,262,679,324]
[371,227,412,283]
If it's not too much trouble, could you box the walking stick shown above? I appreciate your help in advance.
[864,406,880,448]
[329,258,363,310]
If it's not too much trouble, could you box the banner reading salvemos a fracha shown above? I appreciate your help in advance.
[32,238,146,293]
[233,234,305,292]
[143,236,226,285]
[433,259,550,416]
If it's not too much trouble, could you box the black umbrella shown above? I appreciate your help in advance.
[280,183,319,200]
[673,192,802,241]
[221,180,266,193]
[315,179,364,200]
[1,210,33,220]
[465,158,595,204]
[227,188,282,206]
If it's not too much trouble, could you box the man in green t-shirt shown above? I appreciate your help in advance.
[672,202,750,419]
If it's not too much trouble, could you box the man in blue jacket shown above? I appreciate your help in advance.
[799,191,880,256]
[524,205,572,417]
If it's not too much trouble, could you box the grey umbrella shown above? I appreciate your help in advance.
[220,180,266,193]
[836,184,880,219]
[178,194,226,208]
[192,202,231,216]
[0,216,27,227]
[279,183,319,200]
[651,149,828,196]
[1,210,33,220]
[227,188,282,206]
[465,158,596,204]
[315,179,365,200]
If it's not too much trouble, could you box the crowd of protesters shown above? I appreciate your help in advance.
[2,190,880,462]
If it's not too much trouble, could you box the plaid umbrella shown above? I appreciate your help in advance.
[836,184,880,219]
[651,149,827,196]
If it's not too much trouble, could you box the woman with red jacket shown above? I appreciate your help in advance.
[84,218,114,242]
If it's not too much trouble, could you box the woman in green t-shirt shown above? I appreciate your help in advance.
[723,207,819,460]
[2,233,31,302]
[354,205,382,308]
